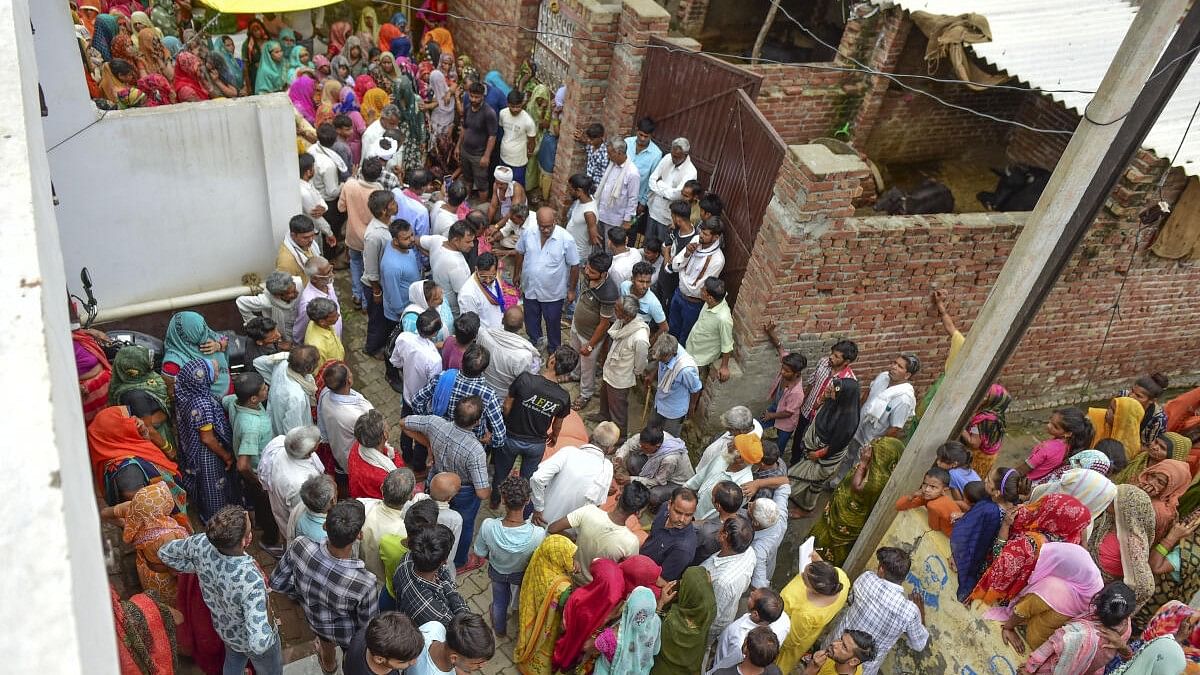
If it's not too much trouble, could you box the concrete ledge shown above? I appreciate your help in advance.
[623,0,670,20]
[789,143,870,175]
[662,35,702,51]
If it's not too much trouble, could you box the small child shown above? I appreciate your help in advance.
[222,372,281,552]
[303,297,345,363]
[895,466,962,536]
[949,481,1002,602]
[760,328,807,454]
[1094,438,1129,477]
[473,476,547,637]
[936,441,981,511]
[286,474,336,543]
[1019,407,1094,485]
[747,441,788,501]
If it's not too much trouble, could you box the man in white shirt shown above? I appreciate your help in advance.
[700,514,757,639]
[513,206,580,352]
[314,362,373,473]
[668,216,725,345]
[606,226,642,288]
[529,421,620,526]
[708,587,791,673]
[430,181,467,237]
[549,480,650,584]
[828,354,919,488]
[647,137,698,244]
[296,155,333,252]
[418,222,474,317]
[687,433,760,521]
[307,124,347,212]
[360,105,400,169]
[474,307,541,398]
[359,468,423,579]
[389,309,445,408]
[456,253,506,330]
[497,90,538,187]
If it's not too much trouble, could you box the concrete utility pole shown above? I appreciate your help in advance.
[845,0,1200,574]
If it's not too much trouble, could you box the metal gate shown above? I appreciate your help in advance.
[635,37,786,302]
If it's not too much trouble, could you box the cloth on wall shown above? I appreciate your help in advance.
[910,11,1010,92]
[1151,176,1200,260]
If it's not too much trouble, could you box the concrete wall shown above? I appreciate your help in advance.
[33,0,297,311]
[2,0,119,671]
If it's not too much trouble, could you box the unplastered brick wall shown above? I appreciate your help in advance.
[448,0,539,83]
[700,145,1200,422]
[1006,93,1080,171]
[745,63,854,144]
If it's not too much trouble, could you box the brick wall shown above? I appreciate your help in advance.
[604,0,671,138]
[1006,93,1079,170]
[447,0,539,83]
[675,0,709,33]
[745,64,854,144]
[701,144,1200,420]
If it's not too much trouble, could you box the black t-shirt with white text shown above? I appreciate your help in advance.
[505,372,571,441]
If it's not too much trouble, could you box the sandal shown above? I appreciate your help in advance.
[571,395,591,411]
[456,553,487,576]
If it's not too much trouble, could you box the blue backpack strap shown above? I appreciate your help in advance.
[432,369,458,417]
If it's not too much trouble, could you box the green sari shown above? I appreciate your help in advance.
[810,436,905,566]
[107,345,176,450]
[650,567,716,675]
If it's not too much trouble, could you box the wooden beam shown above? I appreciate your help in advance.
[751,0,781,64]
[845,0,1200,574]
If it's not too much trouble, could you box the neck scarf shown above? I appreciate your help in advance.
[654,566,717,675]
[638,435,689,486]
[659,347,697,394]
[553,559,627,672]
[287,366,318,407]
[475,274,507,309]
[163,311,230,397]
[356,443,398,473]
[813,377,861,455]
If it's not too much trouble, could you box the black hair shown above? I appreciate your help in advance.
[639,424,665,446]
[361,156,386,182]
[587,251,613,273]
[963,480,989,504]
[506,89,524,105]
[324,499,365,547]
[585,122,605,139]
[368,190,394,218]
[113,462,150,497]
[845,629,878,664]
[1133,373,1169,399]
[699,216,724,237]
[876,546,912,583]
[454,396,484,429]
[669,200,692,220]
[723,515,754,554]
[682,179,704,197]
[462,343,490,377]
[475,252,498,271]
[1054,407,1095,453]
[407,523,455,572]
[447,220,471,242]
[552,346,580,376]
[698,193,723,217]
[206,505,249,550]
[453,312,481,344]
[111,58,137,79]
[806,560,844,595]
[606,226,629,247]
[568,172,595,195]
[643,237,662,253]
[713,480,744,514]
[671,486,698,504]
[365,612,424,663]
[332,113,352,129]
[289,213,317,234]
[900,353,921,375]
[233,372,266,404]
[759,440,780,466]
[749,587,784,623]
[618,481,650,514]
[924,466,952,488]
[244,316,277,341]
[405,168,433,191]
[831,339,858,362]
[636,116,656,134]
[389,219,413,238]
[404,499,439,532]
[120,389,165,418]
[782,352,807,374]
[989,466,1032,504]
[703,277,726,301]
[317,122,338,147]
[743,626,780,668]
[1092,582,1137,628]
[1094,439,1128,475]
[468,81,485,96]
[498,474,531,510]
[936,441,971,468]
[631,261,654,279]
[446,181,468,206]
[416,308,442,339]
[298,152,315,176]
[445,613,496,660]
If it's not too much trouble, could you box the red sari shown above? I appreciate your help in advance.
[111,585,177,675]
[74,330,112,423]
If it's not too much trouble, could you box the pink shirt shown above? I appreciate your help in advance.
[1026,438,1069,481]
[769,376,805,432]
[441,336,466,370]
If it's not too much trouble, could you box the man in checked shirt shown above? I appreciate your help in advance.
[271,500,380,674]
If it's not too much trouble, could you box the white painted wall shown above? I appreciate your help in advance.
[32,0,299,310]
[2,1,118,672]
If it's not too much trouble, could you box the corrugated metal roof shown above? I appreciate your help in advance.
[874,0,1200,175]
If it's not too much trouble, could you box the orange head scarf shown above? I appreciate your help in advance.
[87,406,178,492]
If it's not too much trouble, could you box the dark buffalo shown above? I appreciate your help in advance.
[977,165,1051,211]
[875,179,955,215]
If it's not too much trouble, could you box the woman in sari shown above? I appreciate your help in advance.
[92,13,118,61]
[112,32,138,68]
[161,311,229,398]
[515,535,577,675]
[314,78,344,129]
[594,586,661,675]
[137,73,174,106]
[1089,397,1145,463]
[425,54,457,171]
[1134,458,1192,543]
[253,40,287,94]
[650,566,717,675]
[130,11,154,40]
[288,74,318,124]
[172,358,237,524]
[1029,450,1118,527]
[354,73,377,105]
[162,36,182,59]
[787,377,861,517]
[422,26,455,59]
[1142,509,1200,629]
[286,45,313,83]
[135,27,171,80]
[110,585,180,675]
[1086,484,1156,609]
[109,344,174,443]
[968,493,1093,606]
[210,35,242,92]
[988,543,1104,653]
[962,383,1012,479]
[330,55,353,87]
[384,14,412,58]
[342,35,369,77]
[776,557,851,673]
[378,18,402,55]
[369,51,400,97]
[327,20,352,58]
[241,18,268,91]
[361,87,389,128]
[1023,582,1137,675]
[87,404,186,520]
[810,436,904,566]
[392,75,427,173]
[357,7,380,47]
[553,559,627,673]
[1115,432,1191,486]
[73,326,112,423]
[171,51,208,103]
[1130,600,1200,673]
[103,481,189,600]
[277,27,298,59]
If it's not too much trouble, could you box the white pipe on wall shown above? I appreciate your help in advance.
[93,285,255,323]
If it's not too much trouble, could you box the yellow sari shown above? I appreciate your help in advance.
[1088,396,1144,460]
[515,535,577,674]
[775,566,851,673]
[361,87,390,127]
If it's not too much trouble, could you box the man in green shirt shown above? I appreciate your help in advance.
[685,277,734,382]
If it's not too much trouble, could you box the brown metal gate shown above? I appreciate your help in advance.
[635,38,787,302]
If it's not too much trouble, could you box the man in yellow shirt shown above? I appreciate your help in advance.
[303,297,344,363]
[802,628,876,675]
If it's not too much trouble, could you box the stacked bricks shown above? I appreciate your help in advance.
[1006,93,1079,171]
[744,64,854,145]
[700,143,1200,422]
[847,8,910,143]
[447,0,540,84]
[675,0,710,35]
[603,0,671,140]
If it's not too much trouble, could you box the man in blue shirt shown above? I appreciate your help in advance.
[625,117,663,244]
[646,333,703,436]
[392,168,433,269]
[619,261,668,343]
[513,206,580,352]
[379,220,423,328]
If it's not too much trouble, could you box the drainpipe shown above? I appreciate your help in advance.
[93,285,256,323]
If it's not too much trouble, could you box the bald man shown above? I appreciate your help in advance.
[475,306,542,399]
[428,471,464,581]
[513,206,580,352]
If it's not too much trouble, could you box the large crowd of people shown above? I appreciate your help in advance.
[71,2,1200,675]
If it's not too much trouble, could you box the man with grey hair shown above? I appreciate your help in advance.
[236,270,302,343]
[269,345,320,436]
[598,295,649,435]
[285,474,336,544]
[360,468,429,578]
[360,104,401,169]
[257,424,325,535]
[512,206,580,352]
[646,333,702,436]
[696,405,765,476]
[293,255,341,344]
[474,306,541,399]
[647,136,697,244]
[315,362,374,474]
[594,136,641,232]
[530,421,620,526]
[748,488,790,590]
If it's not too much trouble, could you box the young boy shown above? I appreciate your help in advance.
[271,500,380,674]
[711,625,784,675]
[948,481,1003,602]
[575,122,608,187]
[762,324,808,452]
[303,297,345,363]
[742,441,788,501]
[342,612,425,675]
[286,474,336,543]
[406,613,496,675]
[379,499,439,612]
[935,441,981,511]
[473,476,547,637]
[222,372,281,552]
[895,466,961,537]
[393,524,469,627]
